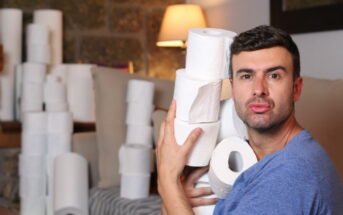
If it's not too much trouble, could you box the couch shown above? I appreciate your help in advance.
[72,66,343,214]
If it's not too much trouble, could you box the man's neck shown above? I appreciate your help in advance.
[247,114,303,160]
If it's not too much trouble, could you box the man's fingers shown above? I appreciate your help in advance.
[164,100,176,141]
[184,166,209,187]
[166,100,176,122]
[157,122,165,146]
[182,128,202,155]
[189,197,219,207]
[185,187,214,198]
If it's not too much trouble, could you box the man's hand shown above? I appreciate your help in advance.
[183,167,219,207]
[156,100,202,215]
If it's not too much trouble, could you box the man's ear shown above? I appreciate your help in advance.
[293,76,303,102]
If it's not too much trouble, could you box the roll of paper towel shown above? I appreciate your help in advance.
[54,152,88,215]
[174,119,220,167]
[22,62,47,83]
[120,173,150,199]
[67,64,95,122]
[47,111,73,134]
[26,23,49,45]
[174,69,221,123]
[22,112,47,133]
[218,99,248,141]
[125,124,153,146]
[127,79,155,104]
[186,28,236,81]
[21,133,46,155]
[208,136,257,198]
[34,9,62,65]
[126,102,154,125]
[0,9,23,120]
[119,144,152,174]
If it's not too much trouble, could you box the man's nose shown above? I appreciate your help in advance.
[253,76,268,97]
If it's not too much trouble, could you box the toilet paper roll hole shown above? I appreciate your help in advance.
[228,151,243,172]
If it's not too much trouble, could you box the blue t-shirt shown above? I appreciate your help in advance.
[213,130,343,215]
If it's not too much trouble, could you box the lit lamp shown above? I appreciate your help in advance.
[156,4,207,48]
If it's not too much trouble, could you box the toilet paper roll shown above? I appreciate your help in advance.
[47,133,72,155]
[126,102,154,125]
[120,173,150,199]
[125,124,153,147]
[173,69,222,123]
[26,23,49,45]
[126,80,155,104]
[21,133,46,155]
[15,64,23,120]
[44,75,67,103]
[22,62,46,83]
[27,43,51,64]
[0,9,23,120]
[174,119,220,167]
[19,175,46,197]
[34,9,63,65]
[193,180,217,215]
[50,64,68,83]
[67,64,95,122]
[119,144,152,174]
[22,112,47,133]
[45,102,68,112]
[208,136,257,199]
[19,154,46,177]
[21,99,43,113]
[218,99,248,141]
[54,153,88,215]
[186,28,236,81]
[20,196,46,215]
[22,82,44,102]
[47,112,73,134]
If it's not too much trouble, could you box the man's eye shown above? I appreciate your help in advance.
[242,74,251,79]
[269,73,279,79]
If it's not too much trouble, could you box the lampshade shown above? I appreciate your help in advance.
[157,4,207,48]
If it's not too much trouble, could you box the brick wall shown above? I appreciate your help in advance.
[1,0,186,79]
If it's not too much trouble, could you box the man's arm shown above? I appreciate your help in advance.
[156,100,201,215]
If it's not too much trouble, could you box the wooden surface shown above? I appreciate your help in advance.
[0,206,18,215]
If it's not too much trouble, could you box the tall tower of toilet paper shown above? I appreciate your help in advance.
[119,80,155,199]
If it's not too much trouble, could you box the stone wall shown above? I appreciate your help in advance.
[1,0,186,79]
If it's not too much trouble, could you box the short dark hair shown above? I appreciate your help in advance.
[229,25,300,79]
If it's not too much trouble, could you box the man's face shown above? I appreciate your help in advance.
[231,47,302,132]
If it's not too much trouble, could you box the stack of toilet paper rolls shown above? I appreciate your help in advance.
[26,23,50,64]
[44,74,68,112]
[20,112,47,215]
[119,80,155,199]
[173,28,237,167]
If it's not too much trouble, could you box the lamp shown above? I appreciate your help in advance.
[156,4,207,48]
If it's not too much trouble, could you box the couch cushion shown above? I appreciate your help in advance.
[92,67,174,188]
[295,76,343,179]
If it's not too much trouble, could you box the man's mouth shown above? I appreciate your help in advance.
[248,103,271,113]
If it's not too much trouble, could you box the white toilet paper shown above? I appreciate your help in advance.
[26,23,49,45]
[27,44,51,64]
[34,9,63,65]
[126,102,154,125]
[54,153,88,215]
[120,173,150,199]
[67,64,95,122]
[22,82,44,102]
[0,9,23,120]
[127,80,155,104]
[193,180,217,215]
[125,124,153,147]
[45,102,68,112]
[20,196,46,215]
[22,112,47,133]
[218,99,248,141]
[50,64,68,83]
[208,136,257,199]
[19,154,46,177]
[174,119,220,167]
[21,133,46,155]
[19,176,46,197]
[22,62,47,83]
[186,28,236,81]
[15,64,23,120]
[44,74,67,103]
[47,112,73,134]
[119,144,152,174]
[174,69,222,123]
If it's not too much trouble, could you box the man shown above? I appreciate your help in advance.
[156,25,343,214]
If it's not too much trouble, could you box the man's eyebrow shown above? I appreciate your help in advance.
[265,66,287,73]
[236,68,254,74]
